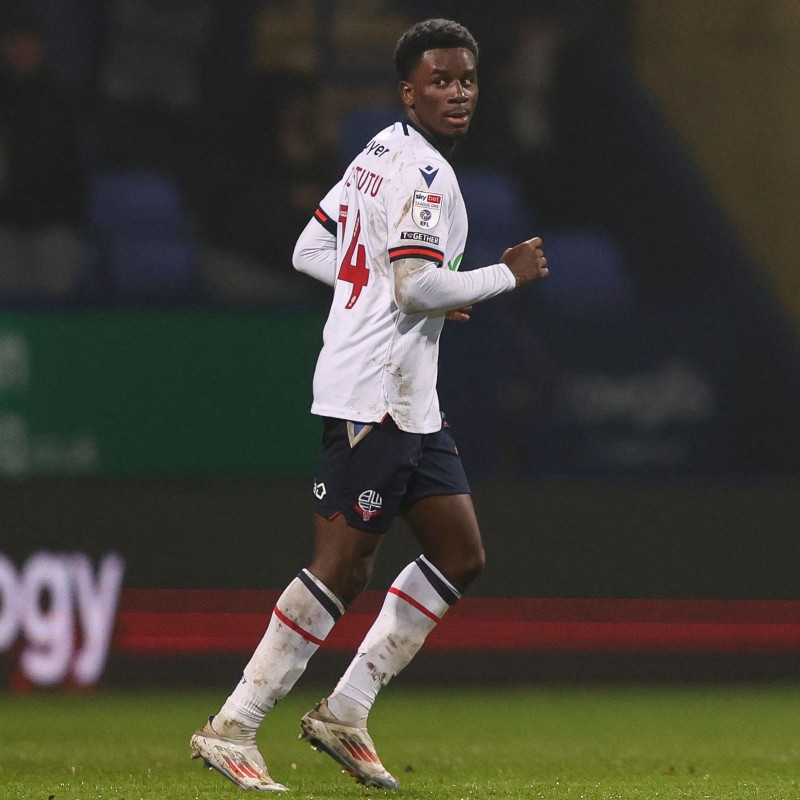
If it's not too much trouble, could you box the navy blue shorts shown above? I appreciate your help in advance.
[311,415,471,534]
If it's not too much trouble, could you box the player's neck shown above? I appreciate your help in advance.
[403,116,457,159]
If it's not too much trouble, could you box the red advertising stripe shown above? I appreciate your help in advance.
[113,590,800,655]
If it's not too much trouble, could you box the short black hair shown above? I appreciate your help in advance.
[394,18,478,81]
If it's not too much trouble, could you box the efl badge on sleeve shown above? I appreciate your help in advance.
[412,191,442,230]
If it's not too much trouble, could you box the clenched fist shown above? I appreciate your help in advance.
[500,237,548,287]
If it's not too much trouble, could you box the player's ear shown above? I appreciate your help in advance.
[399,81,414,108]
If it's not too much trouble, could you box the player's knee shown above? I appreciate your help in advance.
[438,544,485,591]
[326,554,374,604]
[342,560,372,603]
[458,545,486,588]
[308,554,374,605]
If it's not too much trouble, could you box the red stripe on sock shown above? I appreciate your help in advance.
[273,607,325,646]
[388,587,440,623]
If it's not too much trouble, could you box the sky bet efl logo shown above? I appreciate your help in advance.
[412,191,442,230]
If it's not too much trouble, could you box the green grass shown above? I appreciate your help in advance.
[2,684,800,799]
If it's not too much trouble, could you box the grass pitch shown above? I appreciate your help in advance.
[2,684,799,799]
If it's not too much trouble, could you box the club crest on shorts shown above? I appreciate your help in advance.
[412,191,442,230]
[356,489,383,522]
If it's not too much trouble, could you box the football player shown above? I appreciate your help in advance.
[191,17,547,792]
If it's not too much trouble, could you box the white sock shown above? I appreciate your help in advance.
[217,570,345,730]
[327,556,460,725]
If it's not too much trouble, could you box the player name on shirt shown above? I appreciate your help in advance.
[344,164,384,198]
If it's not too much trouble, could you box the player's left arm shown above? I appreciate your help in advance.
[293,211,337,286]
[293,180,343,286]
[445,305,472,322]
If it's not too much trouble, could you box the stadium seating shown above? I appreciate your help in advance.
[88,171,197,300]
[531,228,634,315]
[336,105,399,166]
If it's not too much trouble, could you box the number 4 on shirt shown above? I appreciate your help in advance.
[338,209,369,308]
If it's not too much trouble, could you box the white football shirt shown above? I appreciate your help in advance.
[306,121,514,433]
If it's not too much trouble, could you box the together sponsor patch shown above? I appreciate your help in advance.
[401,230,440,245]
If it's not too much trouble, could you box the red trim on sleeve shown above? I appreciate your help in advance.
[388,245,444,265]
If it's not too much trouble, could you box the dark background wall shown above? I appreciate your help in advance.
[4,478,798,599]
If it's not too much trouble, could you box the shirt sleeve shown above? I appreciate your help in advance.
[292,180,342,286]
[292,216,337,286]
[386,159,516,314]
[394,260,516,314]
[385,164,449,269]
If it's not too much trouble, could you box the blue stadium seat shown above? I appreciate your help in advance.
[533,229,634,314]
[457,167,536,267]
[457,168,632,314]
[91,171,190,228]
[89,171,196,299]
[106,237,195,297]
[337,105,399,166]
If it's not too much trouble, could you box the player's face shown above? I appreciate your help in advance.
[400,47,479,145]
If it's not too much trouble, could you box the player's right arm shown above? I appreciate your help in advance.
[388,157,547,314]
[393,257,516,315]
[499,237,549,286]
[393,237,548,315]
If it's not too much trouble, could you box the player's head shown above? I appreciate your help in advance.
[394,19,478,82]
[395,19,479,147]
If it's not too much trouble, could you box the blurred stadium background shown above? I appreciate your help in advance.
[2,0,800,691]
